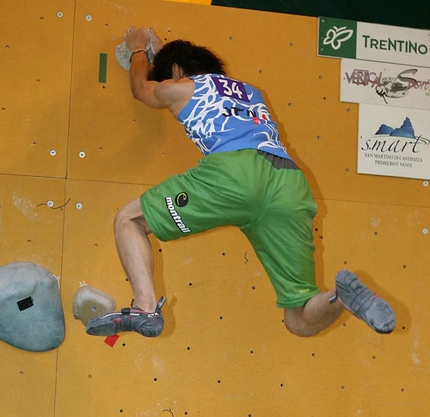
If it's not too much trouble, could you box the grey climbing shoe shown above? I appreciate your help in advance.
[86,296,166,338]
[335,270,396,334]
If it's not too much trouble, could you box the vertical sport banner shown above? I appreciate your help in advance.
[340,59,430,110]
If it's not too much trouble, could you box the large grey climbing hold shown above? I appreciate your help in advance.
[73,284,116,326]
[0,262,65,352]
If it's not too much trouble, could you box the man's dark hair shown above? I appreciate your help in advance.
[149,40,226,81]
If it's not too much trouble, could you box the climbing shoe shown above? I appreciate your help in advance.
[86,296,166,338]
[334,270,396,334]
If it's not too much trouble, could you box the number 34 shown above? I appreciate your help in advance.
[218,79,243,99]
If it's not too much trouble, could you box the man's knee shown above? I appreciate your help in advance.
[283,308,319,338]
[114,205,127,225]
[284,318,311,338]
[114,199,151,234]
[114,204,133,228]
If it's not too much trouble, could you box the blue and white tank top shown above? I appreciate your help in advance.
[177,74,292,160]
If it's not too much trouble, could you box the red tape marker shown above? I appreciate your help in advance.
[104,334,119,347]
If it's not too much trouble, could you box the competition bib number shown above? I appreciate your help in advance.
[212,77,250,102]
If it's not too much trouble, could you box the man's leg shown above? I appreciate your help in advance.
[114,198,157,312]
[284,270,397,337]
[86,198,165,337]
[283,289,344,337]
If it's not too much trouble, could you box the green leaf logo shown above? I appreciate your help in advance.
[323,26,354,50]
[318,17,357,58]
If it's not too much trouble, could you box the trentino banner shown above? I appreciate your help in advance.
[318,17,430,68]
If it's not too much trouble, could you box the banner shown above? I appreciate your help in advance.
[341,59,430,110]
[319,17,430,68]
[358,104,430,180]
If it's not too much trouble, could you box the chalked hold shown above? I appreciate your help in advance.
[73,284,116,326]
[0,262,65,352]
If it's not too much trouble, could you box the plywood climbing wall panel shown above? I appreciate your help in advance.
[67,2,201,185]
[56,179,428,416]
[0,175,66,270]
[0,174,65,417]
[0,0,74,179]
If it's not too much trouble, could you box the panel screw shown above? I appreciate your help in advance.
[76,203,83,210]
[423,228,429,235]
[79,151,86,158]
[57,11,63,18]
[47,200,54,207]
[49,149,57,156]
[85,15,92,21]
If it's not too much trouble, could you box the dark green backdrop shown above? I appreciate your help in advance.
[212,0,429,30]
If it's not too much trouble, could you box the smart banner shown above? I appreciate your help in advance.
[319,17,430,68]
[341,59,430,110]
[358,104,430,180]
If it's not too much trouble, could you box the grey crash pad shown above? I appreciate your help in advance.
[0,262,65,352]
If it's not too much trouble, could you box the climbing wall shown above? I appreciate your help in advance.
[0,0,429,416]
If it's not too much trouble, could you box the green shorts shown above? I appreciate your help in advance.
[140,149,320,309]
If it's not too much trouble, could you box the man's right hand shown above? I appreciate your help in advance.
[124,26,150,52]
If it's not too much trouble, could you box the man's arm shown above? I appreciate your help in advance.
[124,26,166,108]
[124,26,193,116]
[128,49,166,108]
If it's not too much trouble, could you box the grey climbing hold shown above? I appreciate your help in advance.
[73,284,116,326]
[0,262,65,352]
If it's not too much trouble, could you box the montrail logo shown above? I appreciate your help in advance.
[323,26,354,50]
[175,192,189,207]
[165,197,191,234]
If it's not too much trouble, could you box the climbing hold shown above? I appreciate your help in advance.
[0,262,65,352]
[73,283,116,326]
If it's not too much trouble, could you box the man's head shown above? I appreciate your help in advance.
[149,40,226,81]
